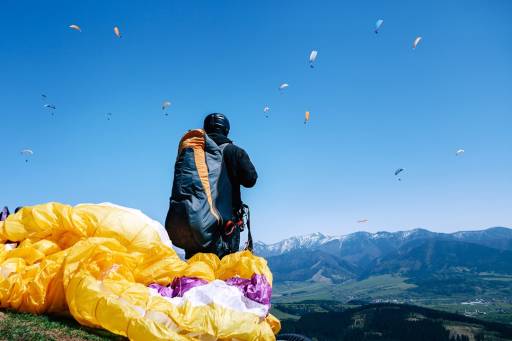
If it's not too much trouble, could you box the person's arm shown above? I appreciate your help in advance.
[236,147,258,188]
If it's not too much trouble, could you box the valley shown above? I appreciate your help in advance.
[259,227,512,325]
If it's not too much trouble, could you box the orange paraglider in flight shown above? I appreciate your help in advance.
[114,26,121,38]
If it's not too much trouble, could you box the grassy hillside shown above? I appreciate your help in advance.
[0,310,122,341]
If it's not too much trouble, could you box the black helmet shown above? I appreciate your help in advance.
[203,113,230,136]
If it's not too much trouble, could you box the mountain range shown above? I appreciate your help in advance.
[254,227,512,285]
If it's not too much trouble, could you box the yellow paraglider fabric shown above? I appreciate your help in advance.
[0,202,280,340]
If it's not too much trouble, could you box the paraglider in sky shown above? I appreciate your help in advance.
[374,19,384,34]
[105,112,113,121]
[162,101,171,110]
[394,168,404,181]
[279,83,289,92]
[263,106,270,118]
[44,104,56,116]
[413,36,422,49]
[20,149,33,163]
[304,111,310,125]
[357,219,369,223]
[41,94,47,99]
[114,26,121,38]
[69,24,82,32]
[309,50,318,68]
[162,100,171,116]
[456,149,465,156]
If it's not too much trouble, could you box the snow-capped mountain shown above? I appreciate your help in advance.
[254,228,436,258]
[254,227,512,259]
[258,227,512,284]
[253,232,347,257]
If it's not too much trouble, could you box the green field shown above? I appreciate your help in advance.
[273,275,512,325]
[0,310,122,341]
[273,275,416,303]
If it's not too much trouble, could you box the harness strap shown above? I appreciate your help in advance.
[242,204,253,252]
[222,203,253,252]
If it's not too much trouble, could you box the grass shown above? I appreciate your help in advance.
[0,310,123,341]
[273,275,512,325]
[331,274,417,298]
[269,307,300,321]
[273,275,416,304]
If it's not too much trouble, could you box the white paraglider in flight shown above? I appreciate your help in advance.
[374,19,384,34]
[413,36,422,49]
[263,106,270,118]
[69,24,82,32]
[456,149,465,156]
[20,149,34,163]
[357,219,369,224]
[162,100,171,116]
[309,50,318,68]
[279,83,289,94]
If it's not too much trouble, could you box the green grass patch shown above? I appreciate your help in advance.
[274,275,416,304]
[0,310,123,341]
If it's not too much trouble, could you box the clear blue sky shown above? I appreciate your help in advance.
[1,0,511,243]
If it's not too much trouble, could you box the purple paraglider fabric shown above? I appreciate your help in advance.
[225,274,272,306]
[149,277,207,298]
[149,274,272,307]
[0,207,9,221]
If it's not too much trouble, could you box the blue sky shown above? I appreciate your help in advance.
[1,0,511,243]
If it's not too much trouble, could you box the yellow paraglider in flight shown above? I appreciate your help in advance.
[304,111,310,125]
[69,24,82,32]
[114,26,121,38]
